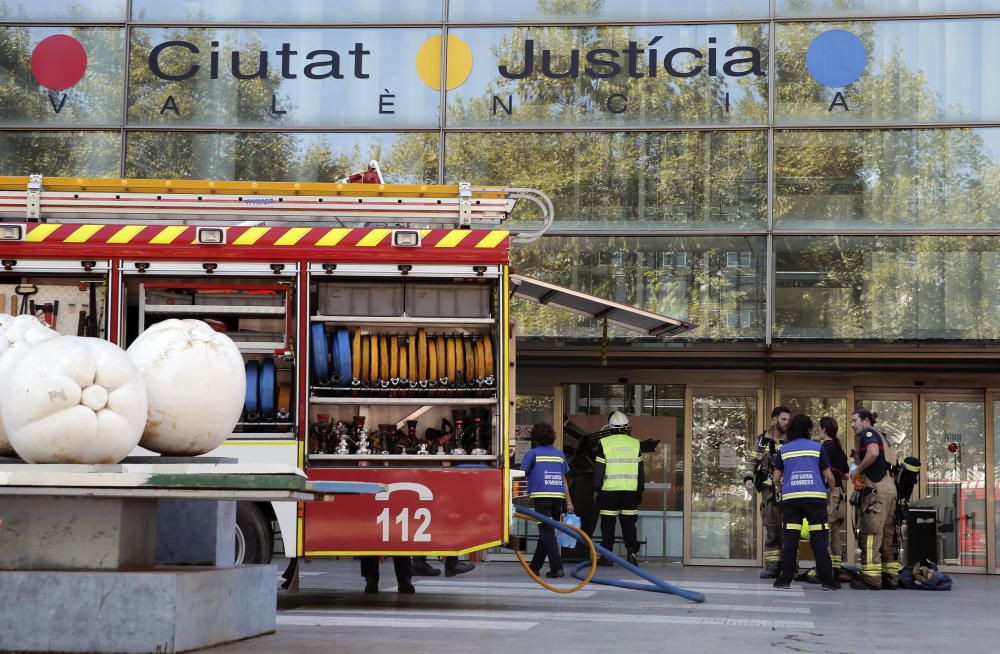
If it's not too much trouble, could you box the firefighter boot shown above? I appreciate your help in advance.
[882,573,899,590]
[626,550,639,566]
[445,560,475,577]
[849,578,880,590]
[411,557,442,576]
[364,578,379,594]
[759,565,779,579]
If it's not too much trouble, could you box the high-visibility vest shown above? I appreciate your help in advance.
[598,433,640,492]
[778,439,828,501]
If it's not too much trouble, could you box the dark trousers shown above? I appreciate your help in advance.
[530,497,564,573]
[776,500,834,586]
[360,556,412,584]
[599,490,639,552]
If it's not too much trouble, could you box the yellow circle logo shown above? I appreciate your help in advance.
[415,35,473,91]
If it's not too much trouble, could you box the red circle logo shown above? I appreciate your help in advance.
[31,35,88,91]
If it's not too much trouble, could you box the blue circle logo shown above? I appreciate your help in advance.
[806,29,867,87]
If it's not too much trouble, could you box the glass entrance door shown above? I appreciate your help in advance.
[922,395,987,571]
[685,389,760,565]
[853,395,918,464]
[778,391,851,564]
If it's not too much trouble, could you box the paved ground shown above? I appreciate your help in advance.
[206,558,1000,654]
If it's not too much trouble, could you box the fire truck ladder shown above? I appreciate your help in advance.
[0,174,553,242]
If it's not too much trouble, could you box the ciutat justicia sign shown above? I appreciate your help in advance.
[144,37,764,117]
[35,34,767,118]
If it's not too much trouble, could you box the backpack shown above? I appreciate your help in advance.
[899,559,952,591]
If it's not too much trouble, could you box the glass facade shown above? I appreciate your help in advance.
[775,236,1000,339]
[125,131,438,182]
[512,235,766,340]
[0,26,125,126]
[775,19,1000,125]
[1,6,997,341]
[447,24,769,129]
[446,131,767,231]
[775,128,1000,230]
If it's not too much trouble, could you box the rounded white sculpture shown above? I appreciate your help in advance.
[0,314,59,457]
[127,319,245,455]
[0,336,148,464]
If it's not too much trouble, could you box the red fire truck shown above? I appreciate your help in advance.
[0,174,689,567]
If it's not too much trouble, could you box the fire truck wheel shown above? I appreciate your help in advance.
[236,502,273,565]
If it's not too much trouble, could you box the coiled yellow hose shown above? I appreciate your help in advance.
[513,512,598,594]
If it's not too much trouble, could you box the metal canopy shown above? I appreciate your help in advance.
[509,274,694,337]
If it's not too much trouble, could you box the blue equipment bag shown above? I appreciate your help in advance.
[557,513,581,548]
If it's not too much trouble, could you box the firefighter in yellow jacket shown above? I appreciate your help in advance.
[744,406,791,579]
[593,411,644,567]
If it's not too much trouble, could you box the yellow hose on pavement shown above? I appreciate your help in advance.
[513,512,598,594]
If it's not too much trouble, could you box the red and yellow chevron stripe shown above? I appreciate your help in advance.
[13,224,510,264]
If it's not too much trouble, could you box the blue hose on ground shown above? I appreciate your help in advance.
[514,505,704,603]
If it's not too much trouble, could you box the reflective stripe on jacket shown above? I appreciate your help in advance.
[598,433,641,492]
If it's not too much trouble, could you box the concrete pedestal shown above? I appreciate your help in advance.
[0,496,157,569]
[0,462,381,653]
[157,499,236,566]
[0,565,277,653]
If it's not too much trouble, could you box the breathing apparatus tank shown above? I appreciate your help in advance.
[894,456,921,503]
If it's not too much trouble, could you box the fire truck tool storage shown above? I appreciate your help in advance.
[0,174,691,573]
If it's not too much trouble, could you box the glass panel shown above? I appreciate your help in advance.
[451,0,770,22]
[775,129,1000,230]
[0,0,124,20]
[0,131,120,177]
[782,394,850,562]
[0,27,125,126]
[128,28,441,128]
[779,395,848,427]
[854,398,914,462]
[512,235,766,341]
[994,399,1000,571]
[775,19,1000,125]
[447,24,768,128]
[774,236,1000,340]
[446,131,767,231]
[125,132,438,183]
[584,384,628,416]
[691,392,758,560]
[513,394,553,464]
[132,0,441,22]
[511,393,555,547]
[564,385,685,561]
[777,0,1000,17]
[925,400,986,567]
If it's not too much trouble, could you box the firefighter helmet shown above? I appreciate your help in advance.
[607,411,631,432]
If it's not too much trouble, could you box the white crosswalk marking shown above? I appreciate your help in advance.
[412,579,805,598]
[415,579,778,591]
[393,585,600,598]
[287,607,815,630]
[497,596,814,614]
[278,615,537,631]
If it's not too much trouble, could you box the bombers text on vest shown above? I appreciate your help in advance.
[779,439,827,501]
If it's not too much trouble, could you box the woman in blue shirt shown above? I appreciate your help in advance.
[521,423,574,578]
